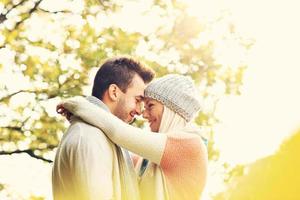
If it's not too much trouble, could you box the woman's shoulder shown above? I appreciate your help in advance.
[168,123,208,146]
[160,134,207,170]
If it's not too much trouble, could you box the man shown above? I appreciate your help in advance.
[52,57,155,200]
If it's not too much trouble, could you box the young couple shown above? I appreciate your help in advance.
[52,57,208,200]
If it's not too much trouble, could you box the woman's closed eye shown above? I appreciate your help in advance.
[147,103,154,109]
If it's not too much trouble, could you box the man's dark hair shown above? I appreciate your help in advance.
[92,57,155,100]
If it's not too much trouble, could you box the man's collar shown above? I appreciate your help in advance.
[86,96,110,112]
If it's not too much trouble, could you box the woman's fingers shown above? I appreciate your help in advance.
[56,104,65,114]
[65,111,72,120]
[56,104,73,120]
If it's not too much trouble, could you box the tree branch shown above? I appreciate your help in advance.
[1,126,23,132]
[0,90,26,102]
[0,117,31,132]
[0,0,44,49]
[0,149,53,163]
[0,89,58,103]
[13,0,43,30]
[0,0,28,24]
[37,8,73,14]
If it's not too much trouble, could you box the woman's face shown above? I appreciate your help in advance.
[142,98,164,132]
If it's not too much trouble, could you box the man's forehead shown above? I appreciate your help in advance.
[128,76,145,87]
[127,83,144,94]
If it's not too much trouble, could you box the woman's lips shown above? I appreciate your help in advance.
[149,120,155,126]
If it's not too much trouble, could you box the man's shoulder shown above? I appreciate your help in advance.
[61,119,112,147]
[69,118,104,134]
[53,119,116,170]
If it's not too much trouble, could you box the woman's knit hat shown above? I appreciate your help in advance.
[144,74,201,122]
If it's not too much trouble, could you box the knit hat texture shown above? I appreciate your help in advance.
[144,74,201,122]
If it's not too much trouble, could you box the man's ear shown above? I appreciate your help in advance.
[107,84,121,101]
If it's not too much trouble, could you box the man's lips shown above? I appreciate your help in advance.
[129,113,135,119]
[128,113,136,123]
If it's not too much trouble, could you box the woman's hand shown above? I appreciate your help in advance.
[56,104,73,120]
[56,96,88,120]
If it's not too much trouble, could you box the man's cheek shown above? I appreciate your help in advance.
[130,101,136,110]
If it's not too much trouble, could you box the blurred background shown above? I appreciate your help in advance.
[0,0,299,199]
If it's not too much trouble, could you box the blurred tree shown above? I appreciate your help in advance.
[0,183,4,191]
[0,0,250,167]
[28,196,45,200]
[213,130,300,200]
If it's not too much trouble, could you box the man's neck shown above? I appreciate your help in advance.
[86,96,110,112]
[100,95,118,115]
[102,101,115,113]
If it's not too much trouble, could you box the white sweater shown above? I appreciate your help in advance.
[52,96,140,200]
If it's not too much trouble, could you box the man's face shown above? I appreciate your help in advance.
[114,74,146,123]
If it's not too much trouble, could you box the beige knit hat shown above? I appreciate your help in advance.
[144,74,201,122]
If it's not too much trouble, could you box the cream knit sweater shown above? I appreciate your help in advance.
[52,96,140,200]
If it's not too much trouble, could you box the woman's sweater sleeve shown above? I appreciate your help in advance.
[62,97,168,164]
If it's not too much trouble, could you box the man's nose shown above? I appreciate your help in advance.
[135,103,142,115]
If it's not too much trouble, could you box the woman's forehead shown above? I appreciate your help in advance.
[143,97,160,104]
[143,97,154,103]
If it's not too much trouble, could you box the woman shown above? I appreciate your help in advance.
[58,74,208,200]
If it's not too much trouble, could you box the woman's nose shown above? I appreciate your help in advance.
[142,109,149,119]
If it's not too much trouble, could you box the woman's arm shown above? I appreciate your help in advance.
[60,96,167,164]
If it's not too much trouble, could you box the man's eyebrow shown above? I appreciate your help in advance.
[136,95,144,100]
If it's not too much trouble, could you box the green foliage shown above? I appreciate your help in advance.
[28,196,45,200]
[223,163,245,184]
[214,130,300,200]
[0,0,249,169]
[0,183,4,191]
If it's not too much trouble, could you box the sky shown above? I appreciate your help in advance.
[201,0,300,197]
[213,0,300,165]
[1,0,300,199]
